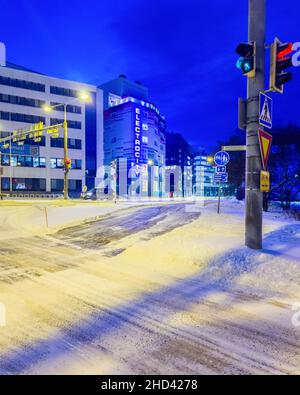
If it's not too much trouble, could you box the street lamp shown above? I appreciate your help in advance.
[43,92,90,200]
[147,159,154,197]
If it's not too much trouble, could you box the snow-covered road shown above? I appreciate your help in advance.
[0,200,299,375]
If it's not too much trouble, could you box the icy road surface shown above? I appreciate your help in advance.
[0,200,299,375]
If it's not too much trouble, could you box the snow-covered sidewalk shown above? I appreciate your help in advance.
[0,200,299,374]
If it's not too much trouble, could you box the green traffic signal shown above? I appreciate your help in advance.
[236,57,254,74]
[236,42,256,78]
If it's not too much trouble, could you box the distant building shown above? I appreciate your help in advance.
[0,43,103,196]
[101,76,166,198]
[193,155,218,197]
[165,132,193,197]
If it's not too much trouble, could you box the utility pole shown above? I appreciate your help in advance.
[245,0,266,249]
[63,106,69,200]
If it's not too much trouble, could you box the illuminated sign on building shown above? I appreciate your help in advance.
[133,107,142,175]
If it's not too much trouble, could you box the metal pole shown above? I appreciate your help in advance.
[0,152,2,200]
[245,0,266,249]
[217,183,221,214]
[9,135,12,193]
[63,105,69,200]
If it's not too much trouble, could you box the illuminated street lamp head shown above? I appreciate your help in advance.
[78,91,91,102]
[147,159,154,166]
[207,156,213,163]
[43,104,52,113]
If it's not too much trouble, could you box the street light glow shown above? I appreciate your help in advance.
[43,104,52,113]
[78,91,90,102]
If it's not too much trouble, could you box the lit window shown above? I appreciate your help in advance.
[142,136,148,143]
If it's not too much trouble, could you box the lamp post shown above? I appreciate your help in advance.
[43,92,90,200]
[147,159,154,198]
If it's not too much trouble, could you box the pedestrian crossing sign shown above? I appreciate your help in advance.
[259,92,272,129]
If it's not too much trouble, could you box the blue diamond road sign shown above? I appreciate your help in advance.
[214,151,230,166]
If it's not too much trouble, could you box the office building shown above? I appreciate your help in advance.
[0,43,103,196]
[193,154,218,196]
[165,132,193,197]
[101,76,166,198]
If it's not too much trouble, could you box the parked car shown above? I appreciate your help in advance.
[81,188,98,200]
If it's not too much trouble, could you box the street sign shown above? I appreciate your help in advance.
[258,129,273,170]
[259,92,273,129]
[222,145,246,152]
[216,166,226,173]
[214,173,228,183]
[214,151,230,166]
[260,170,270,192]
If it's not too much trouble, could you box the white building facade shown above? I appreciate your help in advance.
[0,46,103,196]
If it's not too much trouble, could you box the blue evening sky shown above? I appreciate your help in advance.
[0,0,299,149]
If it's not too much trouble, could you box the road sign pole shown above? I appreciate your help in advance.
[245,0,266,249]
[217,183,221,214]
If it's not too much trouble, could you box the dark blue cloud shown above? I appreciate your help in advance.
[0,0,299,149]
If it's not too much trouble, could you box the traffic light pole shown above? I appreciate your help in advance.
[245,0,266,249]
[63,105,69,200]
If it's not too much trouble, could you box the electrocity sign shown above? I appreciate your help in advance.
[133,107,142,175]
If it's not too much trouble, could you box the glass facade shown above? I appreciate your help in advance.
[50,118,81,130]
[0,112,45,124]
[0,93,45,108]
[0,75,45,92]
[1,177,46,191]
[50,86,78,97]
[1,155,46,168]
[50,138,82,150]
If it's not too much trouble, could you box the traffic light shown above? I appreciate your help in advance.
[236,41,256,78]
[269,37,293,93]
[65,158,72,170]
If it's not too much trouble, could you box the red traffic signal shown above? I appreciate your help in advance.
[270,38,293,93]
[64,158,72,169]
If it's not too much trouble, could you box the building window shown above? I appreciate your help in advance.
[68,180,82,191]
[72,159,82,170]
[50,86,78,97]
[51,179,81,192]
[10,113,45,124]
[142,136,148,143]
[50,138,82,150]
[0,111,9,120]
[0,93,45,108]
[50,158,64,169]
[11,178,46,191]
[50,102,81,114]
[50,118,81,130]
[0,75,45,92]
[51,179,64,191]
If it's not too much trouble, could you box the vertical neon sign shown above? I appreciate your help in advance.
[133,107,142,175]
